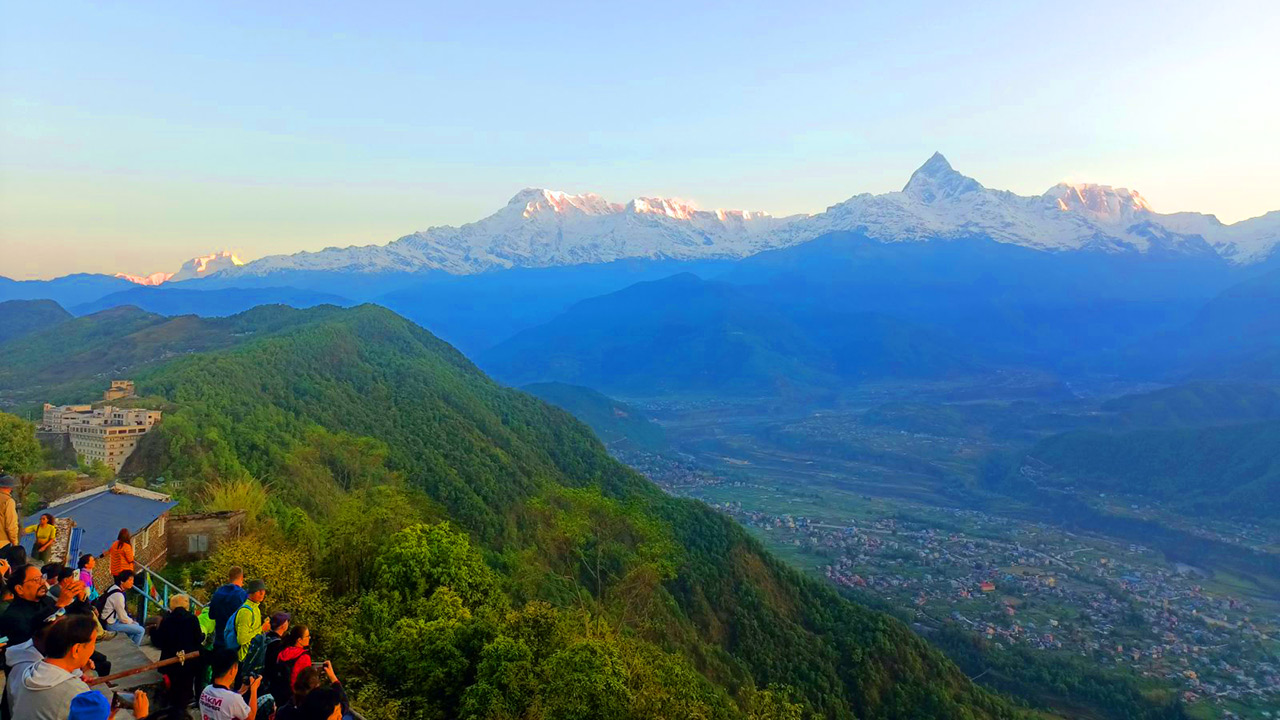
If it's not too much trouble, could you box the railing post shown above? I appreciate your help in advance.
[140,572,150,625]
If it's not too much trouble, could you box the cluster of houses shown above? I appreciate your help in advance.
[705,500,1278,712]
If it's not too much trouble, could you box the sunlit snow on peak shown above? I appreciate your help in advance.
[515,189,621,218]
[1045,183,1153,218]
[630,197,700,220]
[117,251,244,286]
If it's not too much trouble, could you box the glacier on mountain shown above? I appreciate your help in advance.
[210,154,1279,279]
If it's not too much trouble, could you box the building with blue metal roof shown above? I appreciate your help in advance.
[23,483,177,587]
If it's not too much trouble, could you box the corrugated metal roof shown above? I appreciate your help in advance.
[23,486,177,558]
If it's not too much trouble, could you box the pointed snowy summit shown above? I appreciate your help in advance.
[902,152,983,203]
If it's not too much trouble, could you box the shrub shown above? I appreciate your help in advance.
[201,477,270,525]
[203,532,329,634]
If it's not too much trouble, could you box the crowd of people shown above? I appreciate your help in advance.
[0,476,351,720]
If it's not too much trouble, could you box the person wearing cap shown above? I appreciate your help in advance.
[0,474,20,551]
[65,691,110,720]
[262,611,290,690]
[232,579,268,663]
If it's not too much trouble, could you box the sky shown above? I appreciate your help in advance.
[2,0,1277,280]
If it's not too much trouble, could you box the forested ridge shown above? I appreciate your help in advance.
[117,303,1023,719]
[1027,421,1280,518]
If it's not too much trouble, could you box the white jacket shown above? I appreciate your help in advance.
[101,584,134,625]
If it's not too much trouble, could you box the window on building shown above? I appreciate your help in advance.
[188,534,209,554]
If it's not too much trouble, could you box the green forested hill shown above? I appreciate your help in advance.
[0,304,343,405]
[1027,421,1280,519]
[0,299,71,345]
[523,382,668,452]
[122,303,1020,719]
[479,273,976,398]
[1099,381,1280,428]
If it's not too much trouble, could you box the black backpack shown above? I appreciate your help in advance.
[94,586,123,621]
[267,645,298,703]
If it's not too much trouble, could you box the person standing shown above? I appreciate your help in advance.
[270,624,311,704]
[153,594,205,718]
[262,611,290,693]
[209,566,247,651]
[105,529,134,577]
[0,475,20,552]
[230,580,267,666]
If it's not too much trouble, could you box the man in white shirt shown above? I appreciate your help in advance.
[200,651,262,720]
[100,570,145,646]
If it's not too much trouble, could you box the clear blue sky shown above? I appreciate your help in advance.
[2,0,1277,279]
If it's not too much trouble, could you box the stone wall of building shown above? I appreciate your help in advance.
[167,510,246,562]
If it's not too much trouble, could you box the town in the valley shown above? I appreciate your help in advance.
[618,448,1280,719]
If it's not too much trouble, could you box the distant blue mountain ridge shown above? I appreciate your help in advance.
[3,227,1278,391]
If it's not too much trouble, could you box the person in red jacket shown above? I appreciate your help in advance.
[269,624,312,703]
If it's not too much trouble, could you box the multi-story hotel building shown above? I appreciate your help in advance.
[41,392,162,472]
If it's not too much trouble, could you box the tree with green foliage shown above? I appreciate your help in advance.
[79,457,114,482]
[204,533,329,631]
[24,470,78,514]
[0,412,42,476]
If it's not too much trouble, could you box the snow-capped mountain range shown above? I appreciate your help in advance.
[224,189,797,278]
[210,154,1279,279]
[776,153,1279,262]
[117,251,244,285]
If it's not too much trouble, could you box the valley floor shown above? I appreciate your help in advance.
[613,391,1280,720]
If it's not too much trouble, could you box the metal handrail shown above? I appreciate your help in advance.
[131,559,205,625]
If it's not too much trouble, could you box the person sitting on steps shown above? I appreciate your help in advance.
[99,570,145,646]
